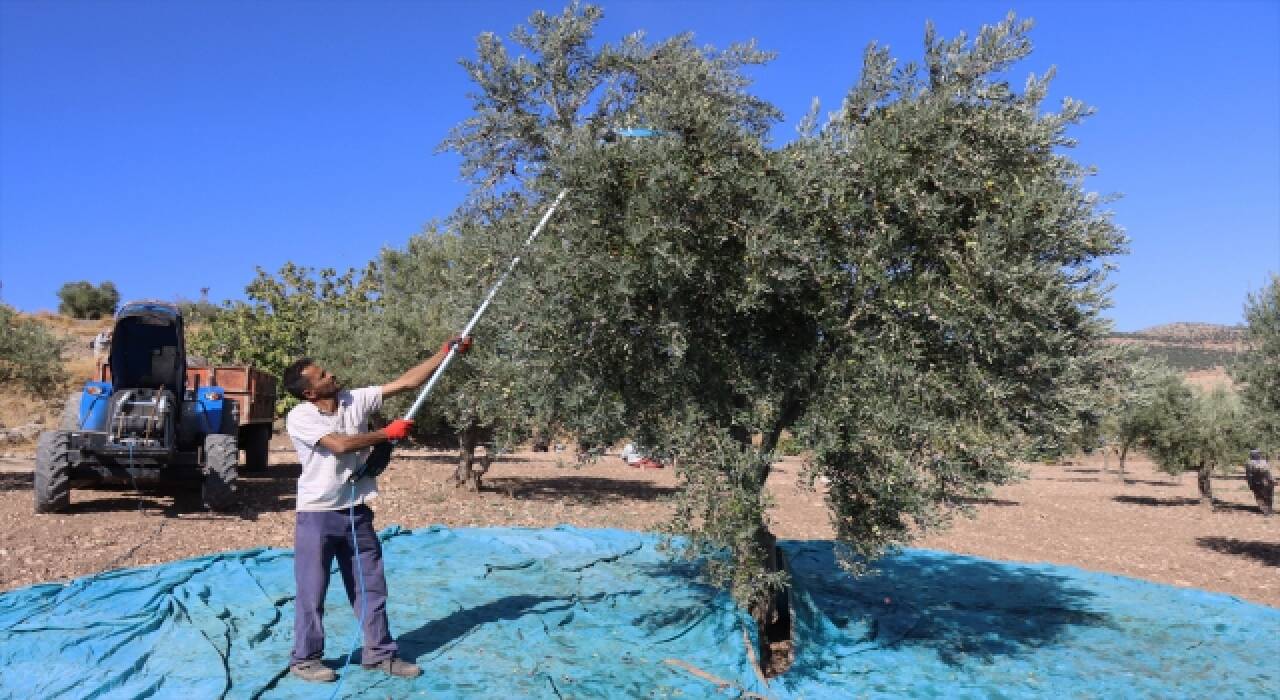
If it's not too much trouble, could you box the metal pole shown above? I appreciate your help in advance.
[402,188,569,421]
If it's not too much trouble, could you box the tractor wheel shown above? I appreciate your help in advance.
[34,431,72,513]
[58,392,80,430]
[202,434,239,511]
[239,424,271,473]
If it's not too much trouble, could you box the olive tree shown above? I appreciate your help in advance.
[441,4,1125,654]
[1109,353,1177,473]
[56,280,119,320]
[1141,381,1248,506]
[330,226,551,488]
[0,304,65,394]
[187,262,380,414]
[1232,274,1280,451]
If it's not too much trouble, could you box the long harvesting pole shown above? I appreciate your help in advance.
[401,188,569,421]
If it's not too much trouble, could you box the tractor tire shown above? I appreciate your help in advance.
[202,434,239,511]
[59,391,83,431]
[34,431,72,513]
[239,424,271,473]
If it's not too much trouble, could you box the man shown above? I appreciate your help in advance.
[1245,449,1273,517]
[281,335,472,683]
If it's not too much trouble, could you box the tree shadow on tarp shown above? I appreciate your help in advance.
[781,541,1106,671]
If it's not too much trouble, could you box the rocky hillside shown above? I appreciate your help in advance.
[1110,322,1244,371]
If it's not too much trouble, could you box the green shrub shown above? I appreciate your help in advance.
[0,305,65,393]
[56,280,120,319]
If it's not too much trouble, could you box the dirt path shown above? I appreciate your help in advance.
[1,442,1275,607]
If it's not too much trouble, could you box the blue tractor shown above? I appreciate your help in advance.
[34,301,268,513]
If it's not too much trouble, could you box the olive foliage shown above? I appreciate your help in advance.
[1140,380,1248,505]
[186,262,380,414]
[56,280,120,320]
[441,5,1125,610]
[1232,274,1280,451]
[0,304,66,394]
[187,241,545,448]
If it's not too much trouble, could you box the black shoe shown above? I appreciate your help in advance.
[363,656,422,678]
[289,659,337,683]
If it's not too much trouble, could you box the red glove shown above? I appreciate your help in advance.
[383,419,414,441]
[441,335,473,355]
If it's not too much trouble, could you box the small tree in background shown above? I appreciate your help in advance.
[56,280,119,319]
[1110,354,1178,473]
[177,287,223,326]
[1142,381,1248,506]
[187,262,380,414]
[319,227,554,487]
[0,304,65,394]
[1232,274,1280,452]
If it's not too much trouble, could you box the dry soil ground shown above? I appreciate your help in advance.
[0,440,1275,608]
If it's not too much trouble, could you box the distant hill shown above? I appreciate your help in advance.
[1110,322,1244,371]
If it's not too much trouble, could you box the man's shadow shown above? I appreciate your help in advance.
[393,590,632,662]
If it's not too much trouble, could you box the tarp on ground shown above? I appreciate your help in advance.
[0,526,767,699]
[777,542,1280,698]
[0,526,1277,699]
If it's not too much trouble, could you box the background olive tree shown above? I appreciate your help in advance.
[189,237,546,487]
[1107,353,1178,474]
[187,262,380,414]
[1140,381,1249,506]
[56,280,119,320]
[0,304,65,394]
[1231,274,1279,453]
[438,3,1126,652]
[317,227,553,487]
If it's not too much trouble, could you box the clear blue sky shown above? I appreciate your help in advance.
[2,0,1277,331]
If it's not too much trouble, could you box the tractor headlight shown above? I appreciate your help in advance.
[86,386,104,395]
[203,391,223,401]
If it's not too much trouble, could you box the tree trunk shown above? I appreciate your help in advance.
[1196,462,1213,508]
[1118,443,1130,475]
[748,525,788,672]
[452,424,490,491]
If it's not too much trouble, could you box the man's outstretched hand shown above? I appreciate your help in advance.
[383,419,414,441]
[441,335,474,355]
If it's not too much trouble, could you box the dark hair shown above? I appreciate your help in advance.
[283,358,315,400]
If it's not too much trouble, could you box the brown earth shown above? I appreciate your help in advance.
[0,439,1275,608]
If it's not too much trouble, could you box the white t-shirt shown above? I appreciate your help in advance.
[286,387,383,511]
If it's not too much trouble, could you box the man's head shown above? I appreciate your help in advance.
[1250,449,1264,461]
[283,358,341,402]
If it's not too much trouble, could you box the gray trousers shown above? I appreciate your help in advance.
[290,504,398,665]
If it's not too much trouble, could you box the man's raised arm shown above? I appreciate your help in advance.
[380,336,472,398]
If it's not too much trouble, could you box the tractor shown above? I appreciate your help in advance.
[34,300,276,513]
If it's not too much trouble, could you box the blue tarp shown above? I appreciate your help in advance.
[778,542,1280,698]
[0,526,1277,699]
